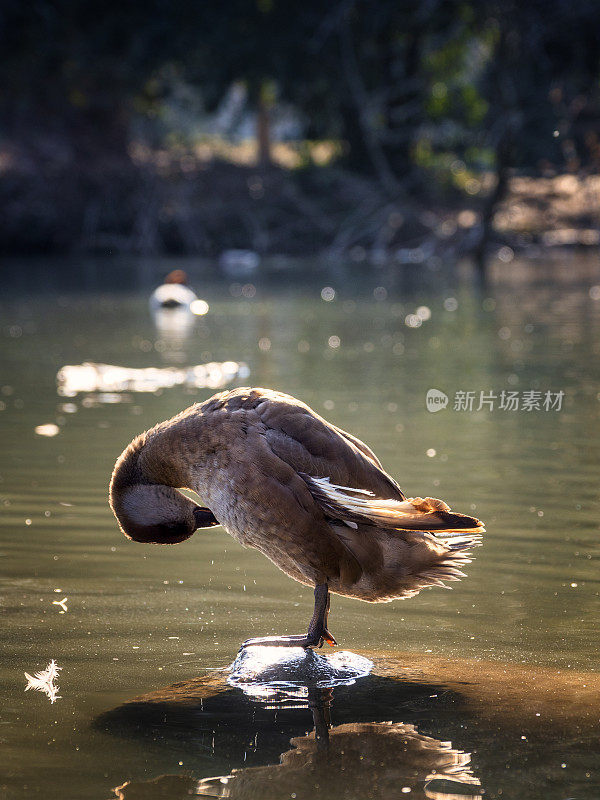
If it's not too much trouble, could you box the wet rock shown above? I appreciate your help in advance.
[228,647,373,697]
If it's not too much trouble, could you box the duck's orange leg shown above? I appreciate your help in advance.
[241,583,337,649]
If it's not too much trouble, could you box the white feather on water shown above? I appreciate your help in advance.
[24,659,62,703]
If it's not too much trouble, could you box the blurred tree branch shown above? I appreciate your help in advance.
[0,0,599,260]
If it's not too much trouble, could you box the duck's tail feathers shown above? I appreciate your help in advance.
[302,475,484,546]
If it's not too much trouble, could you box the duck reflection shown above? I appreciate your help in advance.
[101,656,481,800]
[195,720,481,800]
[193,684,480,800]
[151,305,198,361]
[112,691,480,800]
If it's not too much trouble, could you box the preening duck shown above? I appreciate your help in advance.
[109,388,484,649]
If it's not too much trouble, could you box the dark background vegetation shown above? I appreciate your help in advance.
[1,0,599,266]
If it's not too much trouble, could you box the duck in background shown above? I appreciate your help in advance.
[150,269,209,315]
[149,270,209,361]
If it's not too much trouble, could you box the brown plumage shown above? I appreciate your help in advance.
[109,387,484,648]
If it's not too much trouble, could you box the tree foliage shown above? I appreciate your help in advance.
[0,0,599,253]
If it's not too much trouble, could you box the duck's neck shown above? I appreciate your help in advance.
[109,425,203,544]
[138,407,211,490]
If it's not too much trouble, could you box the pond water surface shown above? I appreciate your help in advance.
[1,255,599,799]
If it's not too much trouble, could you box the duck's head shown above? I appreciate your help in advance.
[109,437,217,544]
[164,269,188,286]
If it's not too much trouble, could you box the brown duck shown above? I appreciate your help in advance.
[109,387,484,648]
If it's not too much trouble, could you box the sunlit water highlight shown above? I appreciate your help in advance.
[228,647,374,698]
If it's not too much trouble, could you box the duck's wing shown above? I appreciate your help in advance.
[202,387,404,498]
[197,389,482,595]
[248,389,406,500]
[202,388,482,536]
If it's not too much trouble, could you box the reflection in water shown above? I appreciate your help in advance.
[114,720,480,800]
[112,691,480,800]
[102,652,481,800]
[151,304,209,362]
[152,306,198,349]
[195,718,481,800]
[34,423,61,437]
[56,360,249,397]
[96,648,600,799]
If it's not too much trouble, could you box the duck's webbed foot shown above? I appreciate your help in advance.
[241,584,337,649]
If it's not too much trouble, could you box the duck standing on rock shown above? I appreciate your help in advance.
[109,388,484,649]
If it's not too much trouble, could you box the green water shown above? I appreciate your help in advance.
[1,255,599,799]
